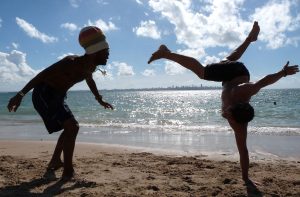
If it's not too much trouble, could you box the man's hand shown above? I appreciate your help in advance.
[99,100,114,110]
[7,94,23,112]
[282,61,299,77]
[247,21,260,42]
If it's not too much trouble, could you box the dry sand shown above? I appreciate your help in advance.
[0,140,299,197]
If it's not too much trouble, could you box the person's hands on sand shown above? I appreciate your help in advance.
[148,45,171,64]
[245,178,261,188]
[247,21,260,42]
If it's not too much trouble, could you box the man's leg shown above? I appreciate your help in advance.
[61,118,79,179]
[47,132,64,170]
[148,45,205,79]
[225,21,260,61]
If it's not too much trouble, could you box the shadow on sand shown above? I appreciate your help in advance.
[0,170,96,197]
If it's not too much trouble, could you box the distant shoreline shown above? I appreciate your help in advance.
[2,87,300,94]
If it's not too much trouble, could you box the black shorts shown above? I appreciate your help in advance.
[32,83,74,134]
[204,61,250,82]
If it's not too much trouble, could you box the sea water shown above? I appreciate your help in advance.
[0,89,299,159]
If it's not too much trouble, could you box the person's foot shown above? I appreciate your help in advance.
[47,159,64,171]
[61,169,75,181]
[247,21,260,42]
[148,44,171,64]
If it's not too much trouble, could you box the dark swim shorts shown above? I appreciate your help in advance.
[32,83,74,134]
[204,61,250,82]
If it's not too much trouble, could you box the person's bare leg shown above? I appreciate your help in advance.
[226,21,260,61]
[61,118,79,179]
[148,45,205,79]
[47,132,64,170]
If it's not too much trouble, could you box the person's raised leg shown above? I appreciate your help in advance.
[148,45,205,79]
[61,118,79,179]
[226,21,260,61]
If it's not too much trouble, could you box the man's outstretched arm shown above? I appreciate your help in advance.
[247,62,299,96]
[226,21,260,61]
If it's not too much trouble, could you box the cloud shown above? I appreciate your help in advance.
[136,0,143,5]
[250,0,300,49]
[0,50,39,90]
[203,55,220,65]
[165,61,186,75]
[57,53,75,60]
[0,18,2,28]
[69,0,81,8]
[133,20,161,39]
[60,23,78,31]
[148,0,300,50]
[12,42,19,49]
[148,0,249,49]
[112,61,135,76]
[142,69,156,76]
[16,17,58,43]
[87,19,118,32]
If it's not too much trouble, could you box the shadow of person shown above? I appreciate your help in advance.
[246,182,263,197]
[0,170,96,197]
[43,177,97,196]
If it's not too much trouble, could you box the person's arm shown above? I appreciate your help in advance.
[7,60,65,112]
[85,75,113,110]
[227,120,250,181]
[226,21,260,61]
[247,61,299,96]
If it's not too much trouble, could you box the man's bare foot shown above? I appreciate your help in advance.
[61,169,75,181]
[247,21,260,42]
[47,160,64,171]
[244,178,261,187]
[148,44,171,64]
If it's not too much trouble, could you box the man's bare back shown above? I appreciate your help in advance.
[42,55,94,93]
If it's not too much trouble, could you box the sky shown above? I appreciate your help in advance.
[0,0,299,92]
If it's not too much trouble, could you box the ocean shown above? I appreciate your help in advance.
[1,89,300,159]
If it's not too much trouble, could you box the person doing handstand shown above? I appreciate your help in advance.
[148,21,299,185]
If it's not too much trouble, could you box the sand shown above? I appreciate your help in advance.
[0,140,299,197]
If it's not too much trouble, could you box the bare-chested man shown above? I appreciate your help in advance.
[7,26,113,180]
[148,21,299,186]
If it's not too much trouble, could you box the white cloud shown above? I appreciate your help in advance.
[69,0,81,8]
[16,17,58,43]
[148,0,249,49]
[0,50,38,90]
[136,0,143,5]
[61,23,78,31]
[112,61,135,76]
[0,18,2,28]
[148,0,300,51]
[87,19,118,32]
[203,55,220,65]
[12,42,19,49]
[142,69,156,76]
[165,61,186,75]
[57,53,75,60]
[250,0,300,49]
[133,20,161,39]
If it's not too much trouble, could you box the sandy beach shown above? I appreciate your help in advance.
[0,140,299,197]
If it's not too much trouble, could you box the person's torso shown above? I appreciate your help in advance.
[44,55,92,92]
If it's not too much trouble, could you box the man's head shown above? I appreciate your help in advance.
[230,102,254,123]
[78,26,109,65]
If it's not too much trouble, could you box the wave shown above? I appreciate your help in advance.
[79,123,300,136]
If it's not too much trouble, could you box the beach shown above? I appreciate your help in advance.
[0,140,299,197]
[1,89,300,196]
